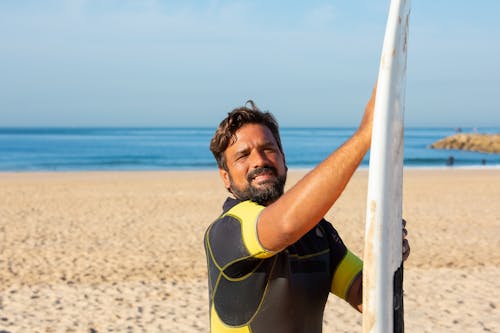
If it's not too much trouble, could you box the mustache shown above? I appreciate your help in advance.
[247,166,277,182]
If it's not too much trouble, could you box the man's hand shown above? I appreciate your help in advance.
[347,218,410,313]
[402,219,410,261]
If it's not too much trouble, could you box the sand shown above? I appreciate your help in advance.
[0,169,499,332]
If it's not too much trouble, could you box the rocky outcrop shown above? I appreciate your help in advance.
[429,133,500,154]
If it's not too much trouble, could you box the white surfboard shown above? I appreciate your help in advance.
[363,1,410,333]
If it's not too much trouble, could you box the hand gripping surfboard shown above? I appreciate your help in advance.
[363,1,410,333]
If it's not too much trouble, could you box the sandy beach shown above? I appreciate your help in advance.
[0,168,499,332]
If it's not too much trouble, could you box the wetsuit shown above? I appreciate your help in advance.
[204,198,363,333]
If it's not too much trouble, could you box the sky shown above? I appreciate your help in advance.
[1,0,499,128]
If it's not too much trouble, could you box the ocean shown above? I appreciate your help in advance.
[0,127,499,171]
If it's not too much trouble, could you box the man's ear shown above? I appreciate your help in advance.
[219,168,231,191]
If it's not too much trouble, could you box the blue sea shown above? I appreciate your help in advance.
[0,127,499,171]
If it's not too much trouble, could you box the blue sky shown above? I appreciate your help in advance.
[1,0,499,127]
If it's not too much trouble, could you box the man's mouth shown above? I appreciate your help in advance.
[252,172,274,183]
[248,167,277,184]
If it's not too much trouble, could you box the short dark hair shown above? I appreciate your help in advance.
[210,100,284,170]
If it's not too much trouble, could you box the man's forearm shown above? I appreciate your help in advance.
[347,274,363,312]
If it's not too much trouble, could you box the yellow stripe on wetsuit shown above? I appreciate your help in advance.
[211,306,251,333]
[222,200,275,259]
[330,250,363,300]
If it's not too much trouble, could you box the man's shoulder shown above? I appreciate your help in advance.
[223,200,265,220]
[205,198,274,260]
[206,198,265,229]
[221,197,264,215]
[206,198,264,232]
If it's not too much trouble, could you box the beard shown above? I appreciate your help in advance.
[228,166,287,206]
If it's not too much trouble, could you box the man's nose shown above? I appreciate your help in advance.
[249,149,269,168]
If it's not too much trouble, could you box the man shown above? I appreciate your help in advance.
[204,87,410,333]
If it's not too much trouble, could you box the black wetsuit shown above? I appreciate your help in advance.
[204,198,363,333]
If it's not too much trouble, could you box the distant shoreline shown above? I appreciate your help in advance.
[429,133,500,154]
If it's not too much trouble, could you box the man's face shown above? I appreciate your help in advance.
[220,123,287,206]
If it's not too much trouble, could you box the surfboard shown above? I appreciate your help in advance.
[362,1,410,333]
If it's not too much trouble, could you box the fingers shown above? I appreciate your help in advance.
[402,239,410,261]
[402,219,408,239]
[402,218,410,261]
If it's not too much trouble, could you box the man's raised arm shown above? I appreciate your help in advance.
[257,85,377,252]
